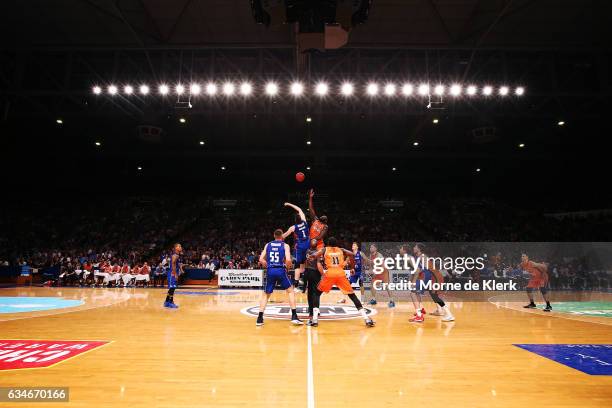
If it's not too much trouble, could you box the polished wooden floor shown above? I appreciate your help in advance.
[1,286,611,408]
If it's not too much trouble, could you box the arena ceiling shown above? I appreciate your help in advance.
[0,0,609,50]
[0,1,610,201]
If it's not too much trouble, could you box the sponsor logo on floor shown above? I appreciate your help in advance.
[0,340,110,371]
[514,344,612,375]
[0,297,84,313]
[241,304,377,320]
[551,301,612,317]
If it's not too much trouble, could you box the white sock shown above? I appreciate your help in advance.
[443,305,452,316]
[313,308,320,322]
[416,308,422,317]
[359,308,368,321]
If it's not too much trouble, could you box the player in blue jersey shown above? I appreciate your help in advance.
[338,242,369,303]
[164,243,184,309]
[282,202,309,291]
[256,229,303,326]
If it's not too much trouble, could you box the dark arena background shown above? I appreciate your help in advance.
[1,1,611,407]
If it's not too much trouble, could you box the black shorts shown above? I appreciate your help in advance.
[303,267,321,290]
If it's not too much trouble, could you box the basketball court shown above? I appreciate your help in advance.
[2,286,611,407]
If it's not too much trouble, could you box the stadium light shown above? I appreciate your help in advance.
[190,83,201,95]
[306,116,312,123]
[401,83,413,96]
[179,117,186,124]
[158,84,169,95]
[558,121,565,126]
[175,84,185,95]
[366,83,379,96]
[290,82,304,96]
[413,141,419,146]
[315,82,328,96]
[466,85,477,96]
[108,85,118,95]
[306,140,311,145]
[384,83,396,96]
[92,86,102,95]
[483,86,493,96]
[222,82,235,96]
[95,141,101,146]
[56,118,63,124]
[392,167,397,171]
[476,168,481,172]
[499,86,509,96]
[199,141,205,145]
[306,166,311,170]
[124,85,133,95]
[221,166,226,170]
[139,85,150,95]
[265,82,279,96]
[518,143,525,148]
[515,86,525,96]
[206,83,217,96]
[450,84,462,96]
[434,84,445,96]
[433,118,439,124]
[240,82,253,96]
[418,83,429,96]
[340,82,354,96]
[137,166,143,171]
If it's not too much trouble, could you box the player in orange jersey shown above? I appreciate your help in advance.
[521,253,552,312]
[308,189,328,250]
[309,237,375,327]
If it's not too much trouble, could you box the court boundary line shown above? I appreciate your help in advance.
[307,325,314,408]
[487,295,612,326]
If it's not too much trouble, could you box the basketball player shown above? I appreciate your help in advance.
[338,242,368,304]
[163,243,183,309]
[256,229,303,326]
[308,189,328,249]
[281,202,309,290]
[410,243,454,322]
[521,253,552,311]
[310,237,375,327]
[368,244,396,308]
[303,239,323,326]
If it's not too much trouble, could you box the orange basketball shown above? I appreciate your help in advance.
[295,172,305,182]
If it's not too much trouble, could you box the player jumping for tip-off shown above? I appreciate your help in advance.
[282,202,309,291]
[308,189,328,250]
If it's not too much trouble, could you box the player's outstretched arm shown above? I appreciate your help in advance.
[308,247,325,261]
[282,225,295,239]
[308,189,318,219]
[284,202,306,222]
[341,248,355,259]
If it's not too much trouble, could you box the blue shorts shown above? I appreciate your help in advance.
[167,271,178,289]
[295,242,310,264]
[264,267,293,294]
[349,270,363,284]
[414,270,432,294]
